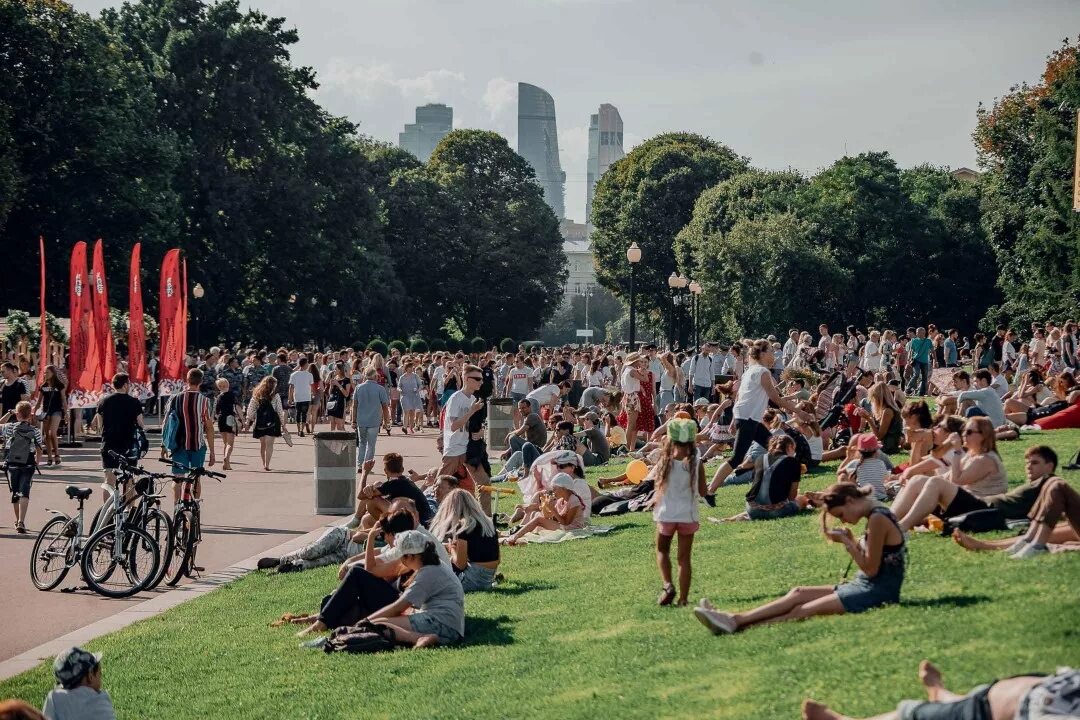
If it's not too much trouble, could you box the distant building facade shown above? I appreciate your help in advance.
[951,167,980,182]
[518,83,566,219]
[398,104,453,162]
[560,219,595,294]
[586,104,624,231]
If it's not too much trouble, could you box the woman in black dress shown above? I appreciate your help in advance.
[325,362,352,431]
[215,378,238,470]
[35,365,66,466]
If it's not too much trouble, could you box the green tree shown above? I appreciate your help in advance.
[590,133,750,329]
[427,130,567,339]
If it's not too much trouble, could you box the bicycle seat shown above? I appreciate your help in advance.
[65,486,93,500]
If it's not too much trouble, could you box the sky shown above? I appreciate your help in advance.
[72,0,1080,225]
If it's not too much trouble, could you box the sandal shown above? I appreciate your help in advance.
[657,583,676,606]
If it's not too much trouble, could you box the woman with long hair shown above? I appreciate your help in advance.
[651,418,706,607]
[694,483,905,634]
[325,362,352,431]
[857,381,903,454]
[247,376,285,471]
[429,488,499,592]
[34,364,66,465]
[397,361,424,434]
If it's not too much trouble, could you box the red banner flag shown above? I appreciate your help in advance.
[69,241,102,406]
[36,236,48,390]
[128,243,149,394]
[159,249,186,387]
[91,239,116,382]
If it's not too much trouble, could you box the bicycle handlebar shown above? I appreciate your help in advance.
[158,458,225,480]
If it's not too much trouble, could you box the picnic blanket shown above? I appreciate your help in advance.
[510,525,613,544]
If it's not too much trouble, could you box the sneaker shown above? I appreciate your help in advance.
[1011,543,1049,559]
[257,557,280,570]
[693,607,736,635]
[1004,539,1029,556]
[277,561,302,573]
[15,522,27,534]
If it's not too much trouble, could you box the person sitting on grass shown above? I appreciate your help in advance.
[504,472,589,545]
[719,435,802,522]
[953,454,1080,558]
[889,417,1014,532]
[894,415,966,484]
[574,411,611,467]
[429,489,500,592]
[694,483,905,634]
[801,660,1077,720]
[510,449,584,521]
[352,452,433,529]
[898,401,935,466]
[362,530,465,648]
[837,434,890,500]
[42,646,115,720]
[651,417,706,607]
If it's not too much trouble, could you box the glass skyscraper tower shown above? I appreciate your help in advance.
[517,82,566,219]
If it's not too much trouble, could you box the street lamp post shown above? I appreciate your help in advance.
[191,282,205,350]
[689,280,702,348]
[667,272,679,349]
[576,284,594,336]
[626,243,642,346]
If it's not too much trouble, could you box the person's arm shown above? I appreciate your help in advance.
[351,394,359,426]
[203,400,216,465]
[450,536,468,571]
[950,452,994,488]
[697,461,707,498]
[381,389,391,427]
[136,412,145,430]
[761,372,805,419]
[829,511,889,577]
[365,595,413,623]
[552,498,581,526]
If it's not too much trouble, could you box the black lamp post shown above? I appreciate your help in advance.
[626,242,641,346]
[191,282,204,350]
[689,280,702,348]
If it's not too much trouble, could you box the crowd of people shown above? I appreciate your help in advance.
[3,318,1080,718]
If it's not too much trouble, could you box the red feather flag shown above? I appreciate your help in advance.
[158,249,187,393]
[128,243,149,396]
[91,239,117,382]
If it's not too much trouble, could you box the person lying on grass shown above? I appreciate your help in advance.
[801,659,1079,720]
[953,458,1080,558]
[890,420,1048,534]
[361,530,465,649]
[719,435,803,522]
[695,483,905,634]
[504,472,589,545]
[429,489,500,592]
[651,418,707,607]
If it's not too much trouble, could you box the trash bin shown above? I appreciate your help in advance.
[313,431,357,515]
[485,398,515,453]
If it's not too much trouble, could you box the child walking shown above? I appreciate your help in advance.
[652,417,707,606]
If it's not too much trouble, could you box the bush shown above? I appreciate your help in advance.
[444,338,460,352]
[388,339,407,354]
[469,336,486,353]
[429,338,446,352]
[409,338,429,353]
[366,338,388,356]
[499,337,516,353]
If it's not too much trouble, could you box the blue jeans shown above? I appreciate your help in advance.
[693,385,712,402]
[356,425,379,466]
[493,442,541,481]
[909,360,930,396]
[964,406,987,418]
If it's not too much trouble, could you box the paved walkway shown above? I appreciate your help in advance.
[0,422,443,662]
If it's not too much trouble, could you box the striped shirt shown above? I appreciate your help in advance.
[167,391,210,451]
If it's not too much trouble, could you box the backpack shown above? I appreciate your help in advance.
[6,422,38,466]
[254,399,279,433]
[161,393,185,453]
[323,620,396,655]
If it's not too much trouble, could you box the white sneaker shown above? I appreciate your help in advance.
[1011,543,1048,559]
[693,606,737,635]
[1004,539,1029,556]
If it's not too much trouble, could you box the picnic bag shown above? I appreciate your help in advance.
[323,620,396,654]
[161,394,184,453]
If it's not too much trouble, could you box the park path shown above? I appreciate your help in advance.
[0,422,443,661]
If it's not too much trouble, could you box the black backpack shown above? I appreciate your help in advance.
[254,399,279,433]
[5,422,38,466]
[323,620,396,654]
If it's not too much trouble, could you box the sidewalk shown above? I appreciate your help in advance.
[0,423,443,662]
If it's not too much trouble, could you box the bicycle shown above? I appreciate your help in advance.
[159,458,225,586]
[108,450,176,591]
[29,474,94,591]
[78,462,161,598]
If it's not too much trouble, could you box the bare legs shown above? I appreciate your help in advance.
[953,524,1078,551]
[220,431,234,470]
[371,615,440,648]
[696,585,844,634]
[625,410,638,453]
[505,515,560,544]
[656,531,694,606]
[44,415,61,463]
[259,436,276,471]
[896,475,960,531]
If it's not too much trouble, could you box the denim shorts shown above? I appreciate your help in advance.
[7,466,34,501]
[458,563,496,593]
[171,447,207,475]
[835,572,902,614]
[408,611,462,645]
[897,684,992,720]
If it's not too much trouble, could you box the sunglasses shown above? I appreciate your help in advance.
[963,428,981,435]
[466,375,482,381]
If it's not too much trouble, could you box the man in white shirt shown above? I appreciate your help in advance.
[688,346,714,402]
[440,365,485,480]
[783,330,799,366]
[505,356,533,402]
[288,357,315,436]
[710,344,728,383]
[1002,330,1018,370]
[989,362,1010,398]
[646,344,662,393]
[526,382,568,417]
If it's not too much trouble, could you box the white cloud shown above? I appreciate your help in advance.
[319,60,465,102]
[481,77,516,121]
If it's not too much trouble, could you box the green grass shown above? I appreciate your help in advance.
[4,432,1080,719]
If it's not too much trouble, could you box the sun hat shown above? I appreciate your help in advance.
[53,647,101,689]
[391,529,431,557]
[551,472,575,490]
[856,433,881,452]
[623,351,644,364]
[552,449,578,466]
[667,417,698,443]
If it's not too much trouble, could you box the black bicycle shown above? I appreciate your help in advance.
[159,459,225,586]
[108,451,176,591]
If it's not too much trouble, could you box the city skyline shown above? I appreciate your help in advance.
[398,103,453,162]
[517,82,566,220]
[586,104,625,231]
[68,0,1080,225]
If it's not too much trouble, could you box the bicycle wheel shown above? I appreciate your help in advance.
[140,507,174,590]
[164,510,195,587]
[185,510,201,578]
[30,516,74,591]
[80,524,159,598]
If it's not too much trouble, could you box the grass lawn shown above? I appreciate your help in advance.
[4,431,1080,719]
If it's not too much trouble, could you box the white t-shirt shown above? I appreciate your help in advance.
[588,371,605,387]
[620,366,641,394]
[442,390,474,457]
[527,384,560,406]
[508,368,531,394]
[732,365,770,421]
[689,355,713,387]
[990,373,1010,398]
[648,358,663,380]
[862,341,881,371]
[289,370,314,402]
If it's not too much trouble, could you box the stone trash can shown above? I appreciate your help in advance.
[313,431,357,515]
[485,398,515,454]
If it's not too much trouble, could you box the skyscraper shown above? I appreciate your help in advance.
[398,103,453,162]
[517,82,566,220]
[586,103,624,231]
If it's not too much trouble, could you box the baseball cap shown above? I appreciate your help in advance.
[388,530,431,558]
[53,647,101,689]
[582,412,600,425]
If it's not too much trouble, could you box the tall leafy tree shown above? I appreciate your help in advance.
[427,130,566,339]
[590,133,750,332]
